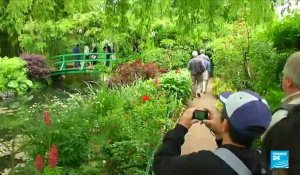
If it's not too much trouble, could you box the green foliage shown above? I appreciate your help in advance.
[16,80,183,174]
[211,20,289,97]
[264,89,285,111]
[212,77,237,97]
[211,21,254,89]
[1,0,278,57]
[270,13,300,51]
[0,57,33,94]
[160,69,192,102]
[0,0,102,56]
[141,48,190,70]
[249,41,289,94]
[20,11,104,55]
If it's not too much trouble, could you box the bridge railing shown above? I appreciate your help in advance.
[49,52,116,72]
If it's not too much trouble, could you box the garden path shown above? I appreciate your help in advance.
[181,79,218,155]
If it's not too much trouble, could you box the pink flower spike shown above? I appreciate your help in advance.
[49,144,59,168]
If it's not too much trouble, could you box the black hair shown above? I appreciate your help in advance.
[221,109,266,148]
[262,104,300,175]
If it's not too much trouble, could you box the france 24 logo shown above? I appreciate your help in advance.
[271,150,289,169]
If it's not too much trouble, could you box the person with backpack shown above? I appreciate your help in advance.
[262,104,300,175]
[153,90,272,175]
[188,51,205,98]
[199,49,211,75]
[205,49,214,77]
[263,52,300,138]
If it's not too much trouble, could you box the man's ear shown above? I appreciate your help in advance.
[222,119,230,133]
[286,76,294,88]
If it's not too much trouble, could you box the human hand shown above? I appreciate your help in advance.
[202,107,223,139]
[178,108,199,129]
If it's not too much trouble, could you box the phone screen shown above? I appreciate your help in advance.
[193,110,208,120]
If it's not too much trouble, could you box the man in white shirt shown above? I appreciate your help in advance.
[198,50,210,94]
[84,44,90,66]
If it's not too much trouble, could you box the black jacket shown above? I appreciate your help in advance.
[153,124,262,175]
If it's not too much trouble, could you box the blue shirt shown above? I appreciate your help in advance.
[73,47,80,54]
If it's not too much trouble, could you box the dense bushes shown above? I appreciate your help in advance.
[210,20,291,99]
[12,79,184,174]
[212,78,236,97]
[141,48,191,70]
[109,60,167,86]
[20,53,51,83]
[160,69,192,102]
[0,57,33,95]
[270,13,300,51]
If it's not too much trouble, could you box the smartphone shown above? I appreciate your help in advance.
[192,110,208,120]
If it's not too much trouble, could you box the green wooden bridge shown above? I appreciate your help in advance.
[49,52,116,76]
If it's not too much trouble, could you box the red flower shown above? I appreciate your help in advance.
[142,95,151,102]
[49,144,59,168]
[35,155,44,172]
[44,111,52,127]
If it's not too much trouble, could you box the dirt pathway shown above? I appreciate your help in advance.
[181,80,218,155]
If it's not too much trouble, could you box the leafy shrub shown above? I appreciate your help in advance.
[18,80,183,174]
[25,96,91,168]
[264,89,285,111]
[109,60,167,86]
[20,53,51,83]
[141,48,190,70]
[0,57,33,94]
[270,13,300,51]
[160,69,192,102]
[212,77,236,97]
[211,21,290,96]
[211,21,254,90]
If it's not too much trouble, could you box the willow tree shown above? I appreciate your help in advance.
[0,0,101,56]
[102,0,275,42]
[0,0,277,56]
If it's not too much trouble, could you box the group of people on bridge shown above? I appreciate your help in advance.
[73,43,114,68]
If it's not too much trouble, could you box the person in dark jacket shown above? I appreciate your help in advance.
[153,90,272,175]
[91,43,98,65]
[103,43,112,67]
[188,51,205,98]
[262,104,300,175]
[73,44,80,67]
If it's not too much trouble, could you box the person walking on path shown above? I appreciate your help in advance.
[198,52,210,94]
[84,44,90,66]
[91,43,98,65]
[73,44,80,68]
[103,43,112,67]
[205,49,214,77]
[153,90,272,175]
[262,52,300,138]
[199,49,211,75]
[188,51,205,98]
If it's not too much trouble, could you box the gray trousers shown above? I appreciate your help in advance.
[191,73,203,95]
